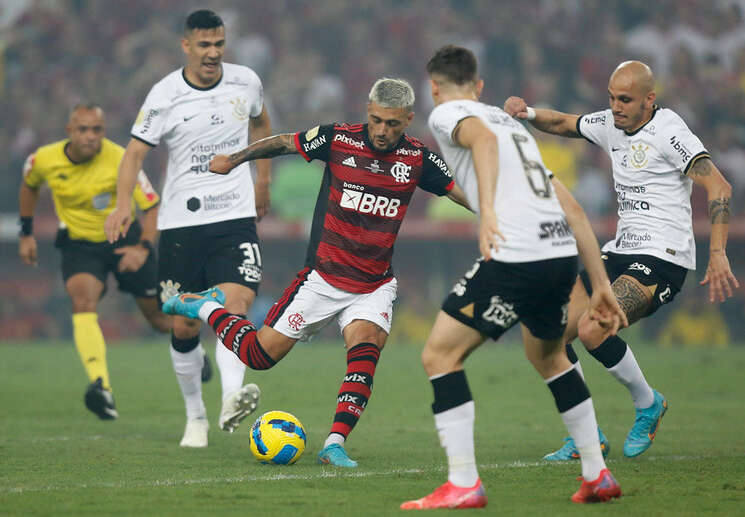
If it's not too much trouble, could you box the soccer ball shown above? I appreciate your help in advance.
[249,410,307,465]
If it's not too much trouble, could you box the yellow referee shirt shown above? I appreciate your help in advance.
[23,138,159,242]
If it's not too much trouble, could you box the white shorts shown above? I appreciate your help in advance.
[264,268,397,341]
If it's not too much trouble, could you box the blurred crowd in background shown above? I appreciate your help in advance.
[1,0,743,344]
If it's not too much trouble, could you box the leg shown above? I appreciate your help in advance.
[400,311,488,510]
[67,273,118,420]
[577,274,667,457]
[214,282,258,431]
[317,320,388,468]
[134,296,171,333]
[170,315,210,447]
[521,326,620,503]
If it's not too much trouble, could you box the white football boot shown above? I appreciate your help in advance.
[219,383,261,432]
[180,418,209,447]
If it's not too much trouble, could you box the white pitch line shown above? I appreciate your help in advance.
[2,453,742,495]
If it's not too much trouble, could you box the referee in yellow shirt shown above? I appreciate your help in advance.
[18,102,171,420]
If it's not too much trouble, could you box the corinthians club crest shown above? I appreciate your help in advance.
[231,98,250,121]
[630,142,650,169]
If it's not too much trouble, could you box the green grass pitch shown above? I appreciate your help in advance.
[2,340,745,516]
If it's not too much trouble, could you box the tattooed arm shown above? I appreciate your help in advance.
[687,157,740,302]
[209,133,297,175]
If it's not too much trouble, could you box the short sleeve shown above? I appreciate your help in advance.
[294,124,335,163]
[132,170,160,210]
[660,114,709,175]
[131,85,170,147]
[22,151,44,188]
[428,103,474,146]
[419,148,454,196]
[247,70,264,118]
[576,109,612,147]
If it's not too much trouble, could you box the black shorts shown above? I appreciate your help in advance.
[442,255,578,340]
[158,218,262,301]
[55,220,158,298]
[579,252,687,317]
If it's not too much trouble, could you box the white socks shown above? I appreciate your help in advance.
[216,336,247,400]
[608,347,654,409]
[324,432,346,448]
[560,398,606,480]
[170,343,206,421]
[434,401,478,487]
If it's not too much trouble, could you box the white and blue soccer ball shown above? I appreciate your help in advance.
[249,410,307,465]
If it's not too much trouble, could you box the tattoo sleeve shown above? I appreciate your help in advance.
[612,276,652,324]
[709,197,730,224]
[688,156,713,177]
[229,133,297,164]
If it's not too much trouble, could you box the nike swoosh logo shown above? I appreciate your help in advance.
[183,114,199,122]
[612,147,621,152]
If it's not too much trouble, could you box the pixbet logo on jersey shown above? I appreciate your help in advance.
[340,187,400,217]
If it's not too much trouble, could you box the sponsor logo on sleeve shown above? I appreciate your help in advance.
[428,152,452,177]
[669,135,692,163]
[585,114,606,125]
[303,134,327,152]
[138,109,159,134]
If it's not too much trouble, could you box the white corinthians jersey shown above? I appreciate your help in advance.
[429,100,577,262]
[132,63,264,230]
[577,107,708,270]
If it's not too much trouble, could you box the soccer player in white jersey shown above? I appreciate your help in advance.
[104,10,272,447]
[503,60,739,461]
[401,46,629,510]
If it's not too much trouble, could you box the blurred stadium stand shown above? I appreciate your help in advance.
[1,0,744,343]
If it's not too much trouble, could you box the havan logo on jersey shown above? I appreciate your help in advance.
[303,134,327,153]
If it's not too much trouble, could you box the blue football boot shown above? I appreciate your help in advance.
[623,389,668,457]
[162,287,225,319]
[318,443,358,468]
[543,428,610,461]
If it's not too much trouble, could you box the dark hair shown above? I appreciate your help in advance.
[185,9,224,32]
[70,101,103,118]
[426,45,478,85]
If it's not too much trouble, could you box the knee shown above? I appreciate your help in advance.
[577,312,603,348]
[172,317,200,339]
[70,295,97,313]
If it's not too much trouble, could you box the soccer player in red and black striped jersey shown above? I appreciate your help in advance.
[163,78,469,467]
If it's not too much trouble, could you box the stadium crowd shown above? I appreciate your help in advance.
[1,0,744,340]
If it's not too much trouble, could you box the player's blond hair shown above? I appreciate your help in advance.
[368,78,415,112]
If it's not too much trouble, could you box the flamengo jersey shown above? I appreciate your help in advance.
[131,63,264,230]
[23,138,159,242]
[295,123,454,293]
[578,107,708,270]
[429,100,578,263]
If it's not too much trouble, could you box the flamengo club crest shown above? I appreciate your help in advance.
[391,161,411,183]
[288,312,305,331]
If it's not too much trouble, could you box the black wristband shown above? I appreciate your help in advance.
[139,239,154,253]
[19,217,33,236]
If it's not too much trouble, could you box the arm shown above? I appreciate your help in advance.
[503,96,581,138]
[114,203,159,273]
[687,157,740,302]
[210,133,297,175]
[452,117,505,260]
[104,138,152,243]
[18,181,40,266]
[446,183,473,212]
[552,176,628,334]
[249,105,273,220]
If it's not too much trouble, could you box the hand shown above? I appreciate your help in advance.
[19,235,38,266]
[700,250,740,303]
[209,154,236,175]
[255,181,271,221]
[587,282,629,340]
[478,209,506,261]
[503,96,529,119]
[105,206,133,243]
[114,244,148,273]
